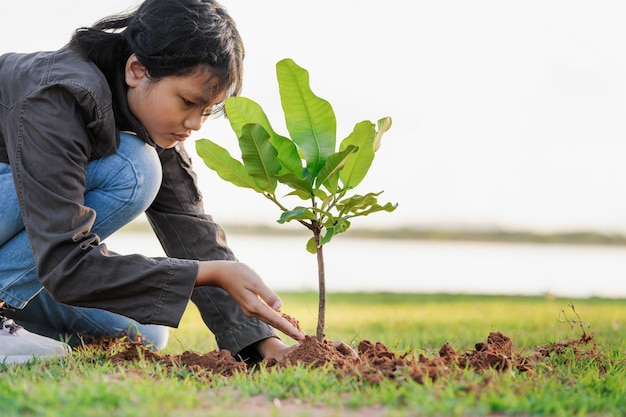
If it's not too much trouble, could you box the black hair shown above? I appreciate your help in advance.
[70,0,244,117]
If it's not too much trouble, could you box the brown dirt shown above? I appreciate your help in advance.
[280,310,302,332]
[87,330,598,385]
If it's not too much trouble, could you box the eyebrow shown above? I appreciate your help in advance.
[189,91,224,107]
[180,80,227,106]
[186,93,210,105]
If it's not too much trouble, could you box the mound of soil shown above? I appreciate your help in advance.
[95,330,596,384]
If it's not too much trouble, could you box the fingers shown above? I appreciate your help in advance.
[240,271,305,340]
[257,304,306,342]
[255,283,283,311]
[208,261,306,342]
[223,263,305,341]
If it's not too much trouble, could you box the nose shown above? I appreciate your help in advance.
[183,113,204,131]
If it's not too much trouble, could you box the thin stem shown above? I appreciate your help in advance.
[313,224,326,342]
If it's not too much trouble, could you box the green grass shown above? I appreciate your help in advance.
[2,293,624,417]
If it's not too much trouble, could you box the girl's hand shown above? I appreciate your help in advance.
[196,260,306,342]
[256,336,297,361]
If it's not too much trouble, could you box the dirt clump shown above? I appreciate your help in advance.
[279,311,302,332]
[80,330,597,384]
[107,344,247,377]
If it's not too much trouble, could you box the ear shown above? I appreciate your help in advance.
[125,53,147,87]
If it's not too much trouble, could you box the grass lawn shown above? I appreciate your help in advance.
[2,292,624,417]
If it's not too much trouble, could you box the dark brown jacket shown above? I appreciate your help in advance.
[0,46,238,327]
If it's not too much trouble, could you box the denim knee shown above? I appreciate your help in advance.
[117,132,163,213]
[0,163,23,246]
[84,133,162,239]
[134,325,170,350]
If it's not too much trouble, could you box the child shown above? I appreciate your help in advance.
[0,0,305,364]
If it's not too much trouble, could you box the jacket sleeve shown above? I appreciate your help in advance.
[146,144,277,356]
[145,144,237,261]
[5,85,197,326]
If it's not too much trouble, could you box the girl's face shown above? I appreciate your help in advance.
[125,54,225,149]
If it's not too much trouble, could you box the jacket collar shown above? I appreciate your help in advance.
[109,64,157,149]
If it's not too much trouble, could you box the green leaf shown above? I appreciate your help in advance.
[337,193,398,220]
[277,58,336,177]
[316,145,358,193]
[350,201,398,217]
[195,139,264,193]
[239,123,280,192]
[225,97,277,138]
[285,188,313,200]
[320,227,336,246]
[305,237,317,254]
[226,97,304,179]
[337,192,398,218]
[276,172,313,196]
[313,188,329,201]
[339,121,376,189]
[319,219,351,246]
[277,206,317,224]
[374,117,392,152]
[337,192,381,214]
[269,134,305,178]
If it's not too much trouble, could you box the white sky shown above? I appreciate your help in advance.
[3,1,626,233]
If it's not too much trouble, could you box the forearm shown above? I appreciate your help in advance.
[195,260,236,287]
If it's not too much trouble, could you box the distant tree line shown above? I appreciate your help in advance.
[120,219,626,246]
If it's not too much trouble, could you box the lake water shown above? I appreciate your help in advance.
[105,231,626,299]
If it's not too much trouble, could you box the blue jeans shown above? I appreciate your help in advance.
[0,133,169,348]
